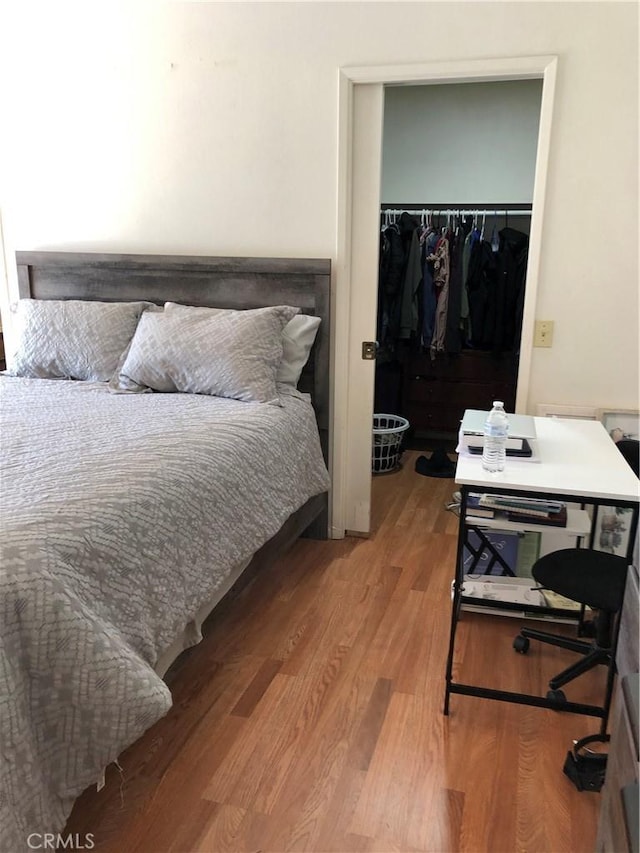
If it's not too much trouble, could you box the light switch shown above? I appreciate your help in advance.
[534,320,554,347]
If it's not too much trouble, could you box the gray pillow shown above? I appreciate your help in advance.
[164,302,321,387]
[7,298,151,382]
[118,304,300,403]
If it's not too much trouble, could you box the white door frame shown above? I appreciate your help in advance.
[331,55,558,538]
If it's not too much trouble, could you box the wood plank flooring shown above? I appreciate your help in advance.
[65,451,602,852]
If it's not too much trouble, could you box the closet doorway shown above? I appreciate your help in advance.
[376,79,542,454]
[333,56,558,537]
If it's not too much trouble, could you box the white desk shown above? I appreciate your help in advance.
[444,416,640,726]
[456,417,640,505]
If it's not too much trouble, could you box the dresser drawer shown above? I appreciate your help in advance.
[407,377,513,410]
[408,350,517,382]
[402,348,517,435]
[596,674,639,852]
[405,402,465,433]
[407,377,453,405]
[617,564,639,682]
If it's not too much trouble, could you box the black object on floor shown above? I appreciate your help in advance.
[415,448,456,478]
[563,733,609,792]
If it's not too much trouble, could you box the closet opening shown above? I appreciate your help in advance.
[335,56,557,537]
[374,79,543,464]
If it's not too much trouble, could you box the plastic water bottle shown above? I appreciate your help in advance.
[482,401,509,473]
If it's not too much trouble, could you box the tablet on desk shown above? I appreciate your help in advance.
[461,409,538,441]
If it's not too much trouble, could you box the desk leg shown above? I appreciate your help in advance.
[444,487,468,715]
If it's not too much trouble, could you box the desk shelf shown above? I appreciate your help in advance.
[465,507,591,537]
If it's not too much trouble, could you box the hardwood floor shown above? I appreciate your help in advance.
[65,451,602,852]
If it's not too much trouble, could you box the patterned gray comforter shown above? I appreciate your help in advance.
[0,377,330,850]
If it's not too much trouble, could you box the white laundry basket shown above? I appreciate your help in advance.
[372,414,410,474]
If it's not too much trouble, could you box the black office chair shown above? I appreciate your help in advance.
[513,438,638,703]
[513,548,629,702]
[616,438,640,477]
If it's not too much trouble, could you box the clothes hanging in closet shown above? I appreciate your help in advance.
[377,212,421,360]
[420,227,439,349]
[444,219,472,355]
[466,226,529,354]
[378,210,529,359]
[427,230,450,357]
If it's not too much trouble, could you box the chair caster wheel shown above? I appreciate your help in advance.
[546,688,567,705]
[513,635,530,654]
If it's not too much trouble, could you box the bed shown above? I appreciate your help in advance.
[0,252,331,850]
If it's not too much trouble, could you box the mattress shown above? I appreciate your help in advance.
[0,376,330,850]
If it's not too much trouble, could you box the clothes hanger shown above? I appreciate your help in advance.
[491,211,500,252]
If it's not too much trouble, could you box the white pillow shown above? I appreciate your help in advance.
[7,298,150,382]
[279,313,322,386]
[164,302,321,387]
[118,304,299,403]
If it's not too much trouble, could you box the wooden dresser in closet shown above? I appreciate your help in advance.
[402,348,518,436]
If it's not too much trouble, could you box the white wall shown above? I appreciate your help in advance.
[381,80,542,204]
[1,1,638,414]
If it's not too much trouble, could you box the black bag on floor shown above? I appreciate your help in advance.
[563,733,610,792]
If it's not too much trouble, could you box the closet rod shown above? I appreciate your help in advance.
[381,202,532,211]
[380,207,532,216]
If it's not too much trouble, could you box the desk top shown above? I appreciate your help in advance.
[456,416,640,503]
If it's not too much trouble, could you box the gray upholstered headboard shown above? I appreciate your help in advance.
[15,251,331,460]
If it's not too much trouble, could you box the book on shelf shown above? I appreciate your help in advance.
[505,505,568,527]
[465,493,496,518]
[478,494,565,516]
[515,532,541,579]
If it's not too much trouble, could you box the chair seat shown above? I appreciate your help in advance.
[532,548,628,613]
